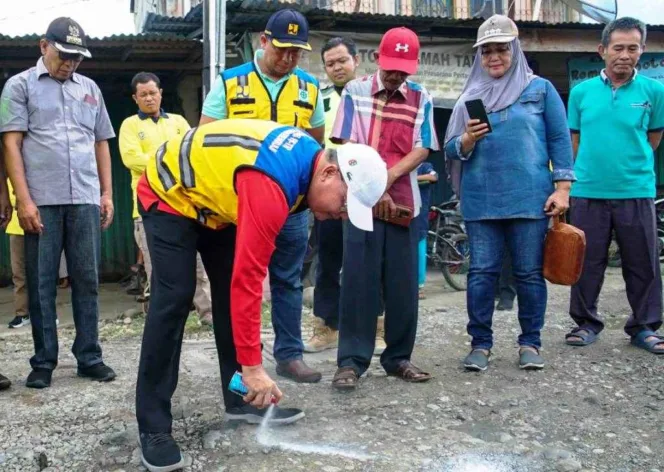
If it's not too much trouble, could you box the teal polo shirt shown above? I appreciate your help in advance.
[201,50,325,127]
[568,70,664,199]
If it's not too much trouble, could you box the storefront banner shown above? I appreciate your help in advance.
[252,32,475,107]
[569,53,664,88]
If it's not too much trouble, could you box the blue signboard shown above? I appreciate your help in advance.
[569,53,664,89]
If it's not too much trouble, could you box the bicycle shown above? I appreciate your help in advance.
[427,199,470,291]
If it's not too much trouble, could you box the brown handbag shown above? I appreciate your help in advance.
[542,213,586,286]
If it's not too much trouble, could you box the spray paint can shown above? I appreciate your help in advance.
[229,371,277,403]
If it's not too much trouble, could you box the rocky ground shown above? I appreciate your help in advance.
[0,268,663,472]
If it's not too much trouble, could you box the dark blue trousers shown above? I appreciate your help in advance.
[25,204,103,371]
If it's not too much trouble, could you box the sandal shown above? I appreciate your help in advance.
[332,367,358,390]
[631,330,664,355]
[387,361,432,383]
[565,328,598,346]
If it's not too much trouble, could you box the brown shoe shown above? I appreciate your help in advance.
[276,359,322,383]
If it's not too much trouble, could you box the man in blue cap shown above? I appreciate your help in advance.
[200,9,325,384]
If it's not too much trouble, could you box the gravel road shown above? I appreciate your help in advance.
[0,268,662,472]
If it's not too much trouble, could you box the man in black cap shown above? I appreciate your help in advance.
[199,8,326,385]
[0,17,116,389]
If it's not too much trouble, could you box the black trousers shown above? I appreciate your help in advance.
[338,219,418,376]
[136,205,243,433]
[313,219,344,330]
[569,197,663,337]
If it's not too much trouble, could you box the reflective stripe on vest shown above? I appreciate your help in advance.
[179,128,197,189]
[156,142,176,191]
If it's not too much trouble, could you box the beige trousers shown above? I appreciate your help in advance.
[9,235,28,316]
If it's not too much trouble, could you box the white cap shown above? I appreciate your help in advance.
[337,143,388,232]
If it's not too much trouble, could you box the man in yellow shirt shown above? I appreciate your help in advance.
[119,72,213,323]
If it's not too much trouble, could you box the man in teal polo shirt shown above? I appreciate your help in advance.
[199,9,327,383]
[566,17,664,354]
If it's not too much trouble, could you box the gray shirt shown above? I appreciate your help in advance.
[0,58,115,206]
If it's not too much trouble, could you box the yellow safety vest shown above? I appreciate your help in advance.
[145,119,322,229]
[321,85,342,149]
[223,62,319,129]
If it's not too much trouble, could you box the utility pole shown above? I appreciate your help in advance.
[532,0,542,21]
[202,0,226,101]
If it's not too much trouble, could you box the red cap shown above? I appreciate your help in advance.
[377,27,420,75]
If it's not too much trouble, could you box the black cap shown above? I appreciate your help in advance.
[45,17,91,59]
[264,9,311,51]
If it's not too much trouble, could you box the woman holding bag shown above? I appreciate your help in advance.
[444,15,575,371]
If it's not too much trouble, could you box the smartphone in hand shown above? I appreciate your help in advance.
[464,99,493,133]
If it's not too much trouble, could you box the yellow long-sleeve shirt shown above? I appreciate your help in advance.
[5,179,22,236]
[119,111,190,218]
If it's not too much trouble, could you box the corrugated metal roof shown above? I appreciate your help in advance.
[142,1,664,37]
[0,33,198,44]
[0,32,202,72]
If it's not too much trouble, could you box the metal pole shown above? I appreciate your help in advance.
[216,0,226,78]
[532,0,542,21]
[202,0,214,99]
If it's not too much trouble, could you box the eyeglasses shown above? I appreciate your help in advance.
[49,43,84,62]
[59,51,84,62]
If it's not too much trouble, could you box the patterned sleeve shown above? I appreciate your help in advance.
[414,86,440,151]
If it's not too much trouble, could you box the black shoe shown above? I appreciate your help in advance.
[139,432,185,472]
[26,369,52,389]
[224,404,305,425]
[125,275,143,296]
[8,315,30,329]
[77,363,116,382]
[0,373,11,391]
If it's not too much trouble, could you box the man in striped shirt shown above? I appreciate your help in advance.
[330,27,440,389]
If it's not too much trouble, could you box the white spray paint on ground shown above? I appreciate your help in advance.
[256,404,375,461]
[434,452,530,472]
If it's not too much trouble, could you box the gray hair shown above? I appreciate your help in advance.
[601,17,647,48]
[324,148,338,165]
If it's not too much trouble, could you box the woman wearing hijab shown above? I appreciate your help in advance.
[445,15,575,371]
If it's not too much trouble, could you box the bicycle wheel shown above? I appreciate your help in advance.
[441,232,470,291]
[427,224,463,268]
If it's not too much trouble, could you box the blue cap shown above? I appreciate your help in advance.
[264,9,311,51]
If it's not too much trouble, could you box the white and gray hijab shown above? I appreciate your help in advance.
[444,39,537,196]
